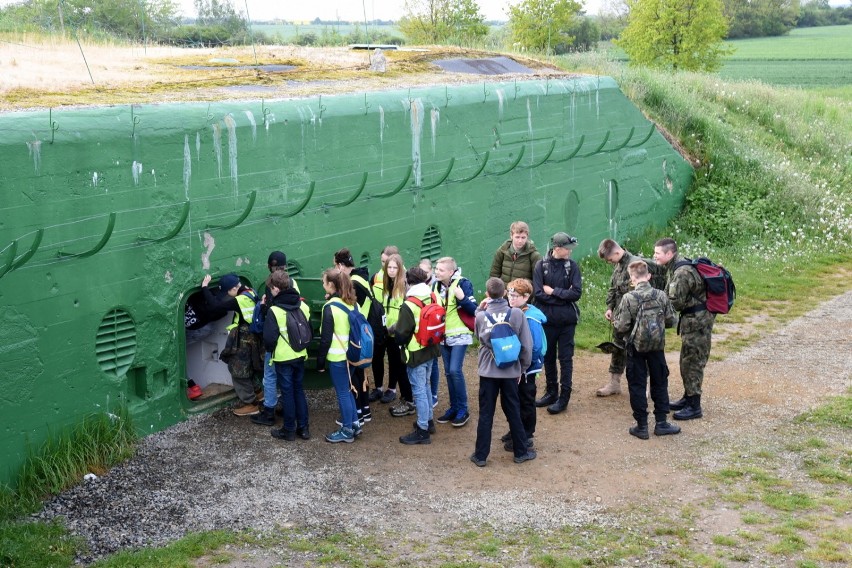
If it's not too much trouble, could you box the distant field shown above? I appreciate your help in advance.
[251,23,401,41]
[719,25,852,87]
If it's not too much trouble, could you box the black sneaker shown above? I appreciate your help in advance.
[629,424,650,440]
[414,419,436,434]
[535,392,557,407]
[500,431,512,443]
[513,450,537,464]
[503,438,534,452]
[451,412,470,427]
[436,408,456,423]
[399,427,431,445]
[368,388,382,403]
[271,427,296,441]
[470,454,486,467]
[380,389,397,404]
[251,405,276,426]
[295,426,311,440]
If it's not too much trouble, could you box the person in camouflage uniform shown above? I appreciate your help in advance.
[596,239,664,397]
[653,238,714,420]
[613,261,680,439]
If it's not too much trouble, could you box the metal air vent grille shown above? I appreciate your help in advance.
[421,225,442,260]
[96,309,137,377]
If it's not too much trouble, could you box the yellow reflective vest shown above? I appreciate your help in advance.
[269,302,310,362]
[227,290,257,330]
[434,279,471,338]
[322,297,352,363]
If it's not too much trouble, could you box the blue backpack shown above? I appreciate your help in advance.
[484,309,522,369]
[524,306,548,375]
[331,302,374,368]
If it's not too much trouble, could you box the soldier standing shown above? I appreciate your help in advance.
[653,238,714,420]
[596,239,663,397]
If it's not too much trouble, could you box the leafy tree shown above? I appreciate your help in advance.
[617,0,732,71]
[723,0,798,38]
[566,15,600,52]
[598,0,629,40]
[398,0,488,45]
[507,0,583,53]
[0,0,179,39]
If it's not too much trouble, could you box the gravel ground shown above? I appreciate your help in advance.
[35,290,852,565]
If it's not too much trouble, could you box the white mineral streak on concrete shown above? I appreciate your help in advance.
[151,169,157,187]
[132,161,143,186]
[430,107,440,156]
[201,231,215,270]
[92,171,99,187]
[265,112,274,132]
[527,98,534,162]
[212,123,223,179]
[196,131,201,162]
[379,105,385,176]
[183,135,191,199]
[496,88,505,122]
[410,98,424,187]
[595,80,600,119]
[164,271,173,283]
[26,140,41,173]
[244,110,257,143]
[224,114,238,193]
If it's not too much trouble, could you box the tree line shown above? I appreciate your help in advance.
[1,0,849,67]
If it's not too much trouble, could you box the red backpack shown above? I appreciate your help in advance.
[675,257,736,315]
[408,293,446,346]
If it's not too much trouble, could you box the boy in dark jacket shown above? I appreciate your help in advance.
[262,270,311,441]
[470,277,534,467]
[533,232,582,415]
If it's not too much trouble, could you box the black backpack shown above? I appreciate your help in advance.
[352,276,387,344]
[276,305,313,352]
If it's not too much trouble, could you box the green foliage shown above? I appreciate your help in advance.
[0,518,81,568]
[617,0,733,71]
[723,0,799,39]
[398,0,488,45]
[565,16,600,52]
[798,1,852,27]
[507,0,583,53]
[3,407,136,519]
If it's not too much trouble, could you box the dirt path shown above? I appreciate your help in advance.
[37,288,852,564]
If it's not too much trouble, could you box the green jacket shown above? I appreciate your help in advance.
[666,254,715,333]
[606,250,664,310]
[490,239,542,284]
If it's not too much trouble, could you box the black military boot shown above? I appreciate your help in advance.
[535,389,558,408]
[673,395,703,420]
[547,389,571,415]
[654,421,682,436]
[629,420,649,440]
[669,395,688,411]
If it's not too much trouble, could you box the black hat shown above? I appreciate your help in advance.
[268,251,287,269]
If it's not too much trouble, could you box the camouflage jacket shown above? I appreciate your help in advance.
[613,282,676,352]
[605,250,663,310]
[666,253,715,332]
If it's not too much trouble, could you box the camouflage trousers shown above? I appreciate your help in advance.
[608,330,627,375]
[679,324,713,396]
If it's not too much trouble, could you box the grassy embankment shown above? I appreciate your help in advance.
[2,30,851,567]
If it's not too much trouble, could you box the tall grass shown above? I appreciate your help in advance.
[1,407,137,521]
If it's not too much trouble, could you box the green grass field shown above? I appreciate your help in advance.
[719,25,852,88]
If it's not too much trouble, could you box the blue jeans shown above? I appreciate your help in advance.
[430,356,440,399]
[407,359,434,431]
[329,361,357,429]
[441,344,469,415]
[276,359,308,431]
[262,352,278,409]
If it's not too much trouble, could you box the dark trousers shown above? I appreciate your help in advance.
[373,336,405,390]
[350,366,370,416]
[516,373,537,438]
[625,348,670,425]
[543,323,576,395]
[474,376,528,460]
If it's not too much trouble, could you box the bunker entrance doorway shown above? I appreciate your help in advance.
[183,286,237,408]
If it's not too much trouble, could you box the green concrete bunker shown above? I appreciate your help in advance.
[0,77,693,485]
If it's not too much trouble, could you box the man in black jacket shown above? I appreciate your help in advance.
[533,232,583,415]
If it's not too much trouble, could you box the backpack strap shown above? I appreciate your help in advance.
[673,258,707,315]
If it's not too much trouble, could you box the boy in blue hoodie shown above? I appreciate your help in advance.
[502,278,547,452]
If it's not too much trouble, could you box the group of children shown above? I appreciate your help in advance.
[194,221,685,461]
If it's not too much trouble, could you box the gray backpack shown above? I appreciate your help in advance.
[627,289,666,353]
